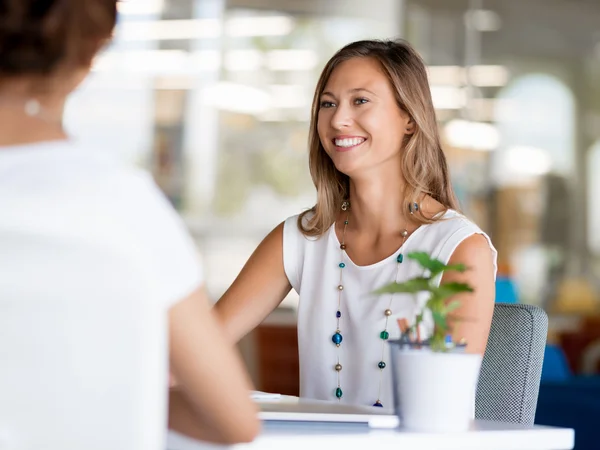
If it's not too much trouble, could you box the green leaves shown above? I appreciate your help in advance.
[372,250,474,353]
[432,311,448,331]
[406,252,467,278]
[373,277,430,295]
[443,300,462,315]
[432,282,473,299]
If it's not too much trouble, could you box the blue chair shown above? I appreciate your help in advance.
[536,345,600,450]
[495,275,518,304]
[541,344,572,382]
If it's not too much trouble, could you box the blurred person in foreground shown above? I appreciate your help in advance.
[0,1,259,448]
[215,39,497,410]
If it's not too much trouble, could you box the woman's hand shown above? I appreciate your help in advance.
[168,285,261,444]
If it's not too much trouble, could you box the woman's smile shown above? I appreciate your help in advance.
[332,135,367,152]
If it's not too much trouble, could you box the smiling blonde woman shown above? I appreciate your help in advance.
[215,39,498,410]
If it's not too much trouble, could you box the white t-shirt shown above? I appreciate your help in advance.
[283,210,497,411]
[0,140,203,450]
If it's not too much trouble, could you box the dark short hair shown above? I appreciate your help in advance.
[0,0,117,77]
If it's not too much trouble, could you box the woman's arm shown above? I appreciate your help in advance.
[214,222,293,343]
[440,234,496,355]
[168,286,261,444]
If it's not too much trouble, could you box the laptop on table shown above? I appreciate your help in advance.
[256,394,400,429]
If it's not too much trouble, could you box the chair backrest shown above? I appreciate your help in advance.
[475,303,548,425]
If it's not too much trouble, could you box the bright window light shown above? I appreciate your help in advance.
[428,65,509,87]
[468,65,509,87]
[268,85,308,109]
[444,119,500,151]
[427,66,463,86]
[117,0,164,16]
[115,16,294,42]
[226,16,294,37]
[505,145,552,176]
[430,86,466,109]
[224,50,263,71]
[116,19,221,41]
[202,82,270,115]
[265,50,318,71]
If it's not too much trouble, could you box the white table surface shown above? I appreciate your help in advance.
[166,401,574,450]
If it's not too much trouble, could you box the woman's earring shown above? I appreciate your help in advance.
[408,202,419,215]
[341,201,350,211]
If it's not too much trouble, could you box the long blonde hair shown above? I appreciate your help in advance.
[299,39,459,236]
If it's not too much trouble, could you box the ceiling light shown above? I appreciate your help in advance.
[464,9,502,32]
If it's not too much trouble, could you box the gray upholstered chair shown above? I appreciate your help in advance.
[475,303,548,425]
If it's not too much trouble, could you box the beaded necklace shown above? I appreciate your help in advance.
[331,200,418,407]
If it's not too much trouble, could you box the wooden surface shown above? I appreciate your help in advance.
[254,324,300,396]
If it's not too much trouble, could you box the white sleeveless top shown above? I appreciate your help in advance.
[283,209,497,410]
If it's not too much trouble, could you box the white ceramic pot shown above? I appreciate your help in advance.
[389,342,482,432]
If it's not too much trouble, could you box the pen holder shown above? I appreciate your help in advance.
[388,340,482,432]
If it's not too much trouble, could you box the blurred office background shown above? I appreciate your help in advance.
[66,0,599,446]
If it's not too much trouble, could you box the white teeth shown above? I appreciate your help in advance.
[335,137,365,148]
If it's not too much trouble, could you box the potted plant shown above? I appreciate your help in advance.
[374,252,482,432]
